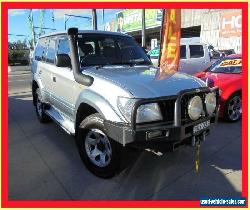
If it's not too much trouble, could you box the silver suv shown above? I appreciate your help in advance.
[31,28,219,178]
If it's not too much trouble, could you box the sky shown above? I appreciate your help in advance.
[8,9,122,43]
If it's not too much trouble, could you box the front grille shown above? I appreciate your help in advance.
[159,99,176,122]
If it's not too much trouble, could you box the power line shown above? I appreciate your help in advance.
[64,14,91,30]
[34,26,56,31]
[8,34,29,37]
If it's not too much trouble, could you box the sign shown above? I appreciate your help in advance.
[156,9,181,80]
[116,9,162,33]
[219,59,242,67]
[220,11,242,38]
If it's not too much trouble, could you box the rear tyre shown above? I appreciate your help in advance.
[225,92,242,122]
[34,88,51,123]
[76,113,121,178]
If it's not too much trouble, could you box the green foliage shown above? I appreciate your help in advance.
[8,49,29,64]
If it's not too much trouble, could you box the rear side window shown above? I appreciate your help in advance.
[180,45,186,59]
[189,45,204,58]
[45,37,56,64]
[34,38,47,61]
[58,38,70,55]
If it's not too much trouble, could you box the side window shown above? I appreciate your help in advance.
[57,38,70,55]
[180,45,186,59]
[45,37,56,64]
[78,41,95,57]
[189,45,204,58]
[34,38,47,61]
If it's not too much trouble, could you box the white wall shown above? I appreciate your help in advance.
[181,9,242,54]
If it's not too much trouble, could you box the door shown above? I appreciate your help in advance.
[49,37,81,120]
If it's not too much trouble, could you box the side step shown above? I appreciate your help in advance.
[45,106,75,135]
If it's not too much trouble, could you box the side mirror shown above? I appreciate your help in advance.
[55,54,71,68]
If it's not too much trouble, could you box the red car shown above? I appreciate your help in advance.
[194,54,242,122]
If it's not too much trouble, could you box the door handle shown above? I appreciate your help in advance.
[53,77,56,82]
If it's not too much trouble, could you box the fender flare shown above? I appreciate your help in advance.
[74,89,124,123]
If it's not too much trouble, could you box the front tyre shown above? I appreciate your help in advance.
[76,113,120,178]
[225,92,242,122]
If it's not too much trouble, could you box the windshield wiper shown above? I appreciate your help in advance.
[121,62,136,67]
[95,64,106,70]
[121,59,151,67]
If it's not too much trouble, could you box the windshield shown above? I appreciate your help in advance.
[207,58,242,74]
[77,34,152,67]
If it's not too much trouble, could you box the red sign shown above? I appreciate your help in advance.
[220,11,242,37]
[156,9,181,80]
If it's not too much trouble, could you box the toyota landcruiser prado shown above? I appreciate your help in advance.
[31,28,219,178]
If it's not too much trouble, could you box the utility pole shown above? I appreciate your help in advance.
[28,9,36,49]
[102,9,105,30]
[92,9,97,30]
[141,9,146,48]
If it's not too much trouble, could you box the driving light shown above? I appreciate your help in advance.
[205,92,216,116]
[188,96,203,120]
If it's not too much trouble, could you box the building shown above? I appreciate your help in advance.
[104,9,242,53]
[181,9,242,53]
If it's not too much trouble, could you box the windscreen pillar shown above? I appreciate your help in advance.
[141,9,146,48]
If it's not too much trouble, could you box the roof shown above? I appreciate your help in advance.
[39,30,132,39]
[226,54,242,58]
[180,37,201,44]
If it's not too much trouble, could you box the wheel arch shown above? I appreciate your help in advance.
[74,90,124,134]
[227,89,242,101]
[75,103,99,135]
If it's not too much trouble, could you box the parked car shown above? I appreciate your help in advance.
[210,49,236,60]
[31,28,219,178]
[194,54,242,122]
[148,38,212,75]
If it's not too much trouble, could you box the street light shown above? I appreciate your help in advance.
[64,14,91,30]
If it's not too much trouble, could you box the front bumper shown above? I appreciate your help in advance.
[104,87,219,148]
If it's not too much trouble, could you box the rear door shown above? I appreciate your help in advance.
[32,37,51,103]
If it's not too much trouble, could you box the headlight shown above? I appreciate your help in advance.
[188,96,203,120]
[117,97,136,123]
[205,92,216,116]
[136,103,163,123]
[117,97,163,123]
[219,89,222,96]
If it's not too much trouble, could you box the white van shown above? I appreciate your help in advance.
[149,38,212,75]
